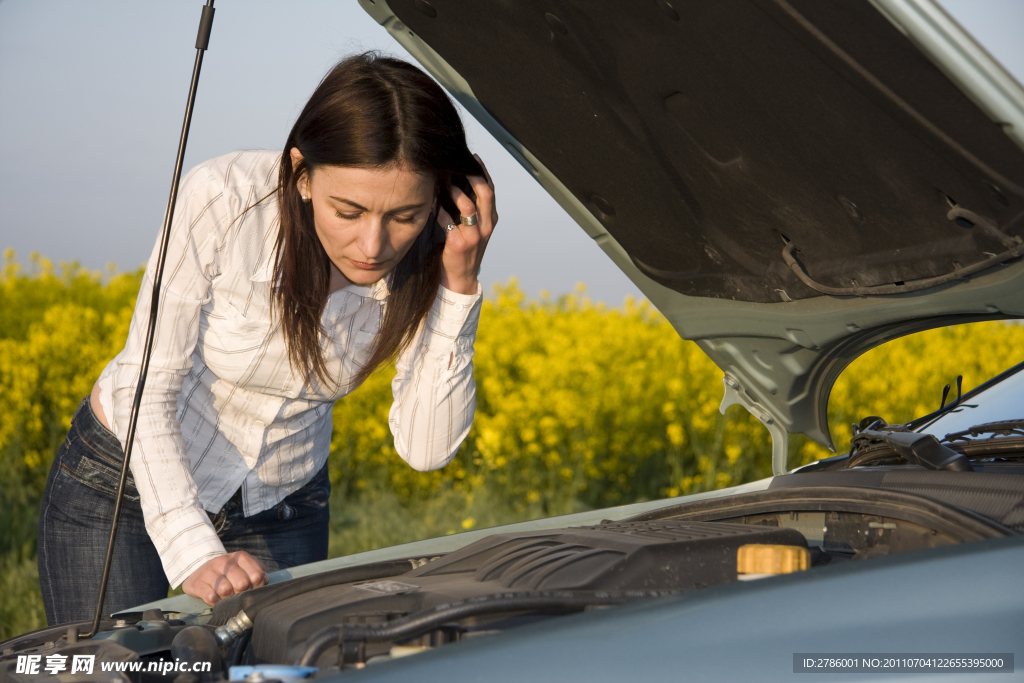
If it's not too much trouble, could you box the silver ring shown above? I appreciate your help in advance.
[460,214,478,227]
[444,223,457,233]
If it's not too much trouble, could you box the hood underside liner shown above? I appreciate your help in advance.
[383,0,1024,304]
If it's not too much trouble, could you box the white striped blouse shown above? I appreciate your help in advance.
[96,150,482,588]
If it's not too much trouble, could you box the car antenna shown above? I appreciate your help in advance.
[81,0,216,640]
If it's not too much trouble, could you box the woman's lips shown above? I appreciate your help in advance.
[349,259,384,270]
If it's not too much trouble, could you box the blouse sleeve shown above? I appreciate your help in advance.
[388,283,483,471]
[100,163,230,588]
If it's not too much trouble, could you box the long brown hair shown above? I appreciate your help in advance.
[274,53,482,389]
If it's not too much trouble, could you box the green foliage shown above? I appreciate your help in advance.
[1,253,1022,638]
[0,555,44,641]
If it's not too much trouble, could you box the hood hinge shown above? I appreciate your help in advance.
[720,375,789,476]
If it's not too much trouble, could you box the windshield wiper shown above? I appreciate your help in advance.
[921,375,980,425]
[942,420,1024,443]
[849,428,973,471]
[843,419,1024,470]
[939,375,961,411]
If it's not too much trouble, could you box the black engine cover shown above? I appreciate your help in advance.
[251,519,805,664]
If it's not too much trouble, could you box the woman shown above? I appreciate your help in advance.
[37,53,496,624]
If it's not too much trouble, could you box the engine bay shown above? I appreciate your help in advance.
[248,519,806,667]
[1,478,1019,682]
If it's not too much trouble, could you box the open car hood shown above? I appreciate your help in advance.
[359,0,1024,472]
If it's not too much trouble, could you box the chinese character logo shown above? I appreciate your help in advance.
[43,655,67,675]
[14,653,95,675]
[71,655,95,674]
[15,655,40,675]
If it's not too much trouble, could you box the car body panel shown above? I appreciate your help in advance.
[358,0,1024,468]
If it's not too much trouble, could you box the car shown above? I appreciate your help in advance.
[2,0,1023,681]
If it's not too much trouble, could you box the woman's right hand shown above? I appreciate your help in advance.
[182,551,269,605]
[437,154,497,296]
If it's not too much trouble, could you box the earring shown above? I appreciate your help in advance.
[301,193,310,203]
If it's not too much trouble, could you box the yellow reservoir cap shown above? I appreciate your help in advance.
[737,543,810,575]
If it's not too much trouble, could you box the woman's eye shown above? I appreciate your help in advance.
[335,211,360,220]
[393,215,418,225]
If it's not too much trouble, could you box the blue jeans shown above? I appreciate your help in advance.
[38,397,330,626]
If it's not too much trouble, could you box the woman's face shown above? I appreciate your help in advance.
[296,152,436,287]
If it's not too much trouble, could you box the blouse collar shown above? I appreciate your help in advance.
[343,276,390,301]
[250,255,390,301]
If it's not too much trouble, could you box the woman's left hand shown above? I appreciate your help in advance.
[437,154,497,295]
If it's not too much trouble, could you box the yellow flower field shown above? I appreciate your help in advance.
[1,250,1022,637]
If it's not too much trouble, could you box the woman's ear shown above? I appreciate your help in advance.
[289,147,309,198]
[289,147,304,172]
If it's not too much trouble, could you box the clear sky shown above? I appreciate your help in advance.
[1,0,1021,305]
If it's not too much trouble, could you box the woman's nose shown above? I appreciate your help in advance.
[357,217,389,259]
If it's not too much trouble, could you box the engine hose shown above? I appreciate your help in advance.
[210,559,418,630]
[297,590,673,666]
[229,629,252,668]
[171,626,224,680]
